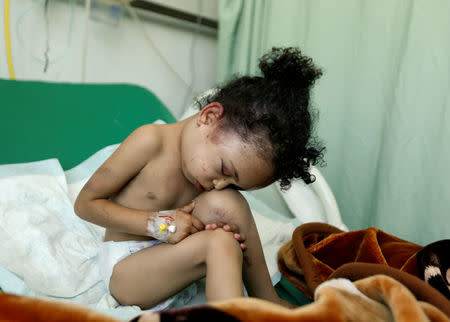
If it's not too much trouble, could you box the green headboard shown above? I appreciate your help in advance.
[0,79,176,170]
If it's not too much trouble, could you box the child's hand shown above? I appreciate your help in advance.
[205,222,247,251]
[167,201,205,244]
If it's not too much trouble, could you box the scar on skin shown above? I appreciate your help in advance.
[146,192,156,199]
[101,205,114,224]
[96,166,114,177]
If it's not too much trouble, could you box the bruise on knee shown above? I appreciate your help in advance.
[192,189,251,228]
[210,207,228,222]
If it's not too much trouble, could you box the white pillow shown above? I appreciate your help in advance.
[180,88,218,120]
[276,176,327,224]
[277,167,348,231]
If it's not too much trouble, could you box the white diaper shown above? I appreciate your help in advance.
[99,240,198,311]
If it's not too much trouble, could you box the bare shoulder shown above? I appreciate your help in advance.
[76,124,168,200]
[92,124,165,180]
[125,124,163,151]
[114,124,165,162]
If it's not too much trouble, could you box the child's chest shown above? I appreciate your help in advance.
[114,156,199,211]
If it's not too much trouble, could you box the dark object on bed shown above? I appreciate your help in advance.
[417,239,450,300]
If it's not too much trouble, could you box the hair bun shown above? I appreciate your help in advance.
[259,47,323,88]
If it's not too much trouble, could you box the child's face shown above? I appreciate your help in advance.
[181,103,274,192]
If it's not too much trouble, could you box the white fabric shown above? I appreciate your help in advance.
[276,178,327,223]
[0,160,104,306]
[314,278,371,302]
[276,167,348,231]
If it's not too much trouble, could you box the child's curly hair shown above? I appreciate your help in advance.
[199,47,325,190]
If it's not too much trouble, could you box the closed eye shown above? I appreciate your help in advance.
[221,160,230,176]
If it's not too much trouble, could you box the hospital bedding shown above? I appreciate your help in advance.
[0,79,347,319]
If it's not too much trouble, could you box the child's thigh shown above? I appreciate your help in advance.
[109,229,239,308]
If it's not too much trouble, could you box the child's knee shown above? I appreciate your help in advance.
[192,189,251,226]
[206,229,243,261]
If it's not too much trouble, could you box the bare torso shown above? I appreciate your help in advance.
[105,124,200,242]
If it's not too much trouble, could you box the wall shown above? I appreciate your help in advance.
[0,0,218,118]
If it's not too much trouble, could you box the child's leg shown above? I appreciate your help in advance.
[109,228,243,309]
[192,189,280,303]
[110,188,282,309]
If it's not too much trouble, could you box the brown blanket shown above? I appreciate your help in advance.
[135,274,449,322]
[0,292,120,322]
[1,274,448,322]
[277,223,450,317]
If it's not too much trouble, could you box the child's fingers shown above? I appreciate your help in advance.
[202,223,247,250]
[180,201,195,213]
[234,233,246,242]
[191,215,205,231]
[205,222,223,230]
[189,225,200,234]
[223,224,239,234]
[206,223,244,241]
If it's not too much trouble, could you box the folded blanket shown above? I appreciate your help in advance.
[277,222,450,317]
[130,275,450,322]
[2,273,448,322]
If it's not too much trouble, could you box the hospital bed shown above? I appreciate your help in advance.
[0,79,346,319]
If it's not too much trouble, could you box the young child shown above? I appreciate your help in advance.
[74,47,324,310]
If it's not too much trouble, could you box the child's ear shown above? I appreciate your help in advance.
[197,102,224,126]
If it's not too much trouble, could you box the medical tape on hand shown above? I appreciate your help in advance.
[147,210,176,241]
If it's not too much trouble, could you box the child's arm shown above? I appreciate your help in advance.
[74,125,204,240]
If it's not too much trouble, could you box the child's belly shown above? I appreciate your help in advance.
[104,175,199,242]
